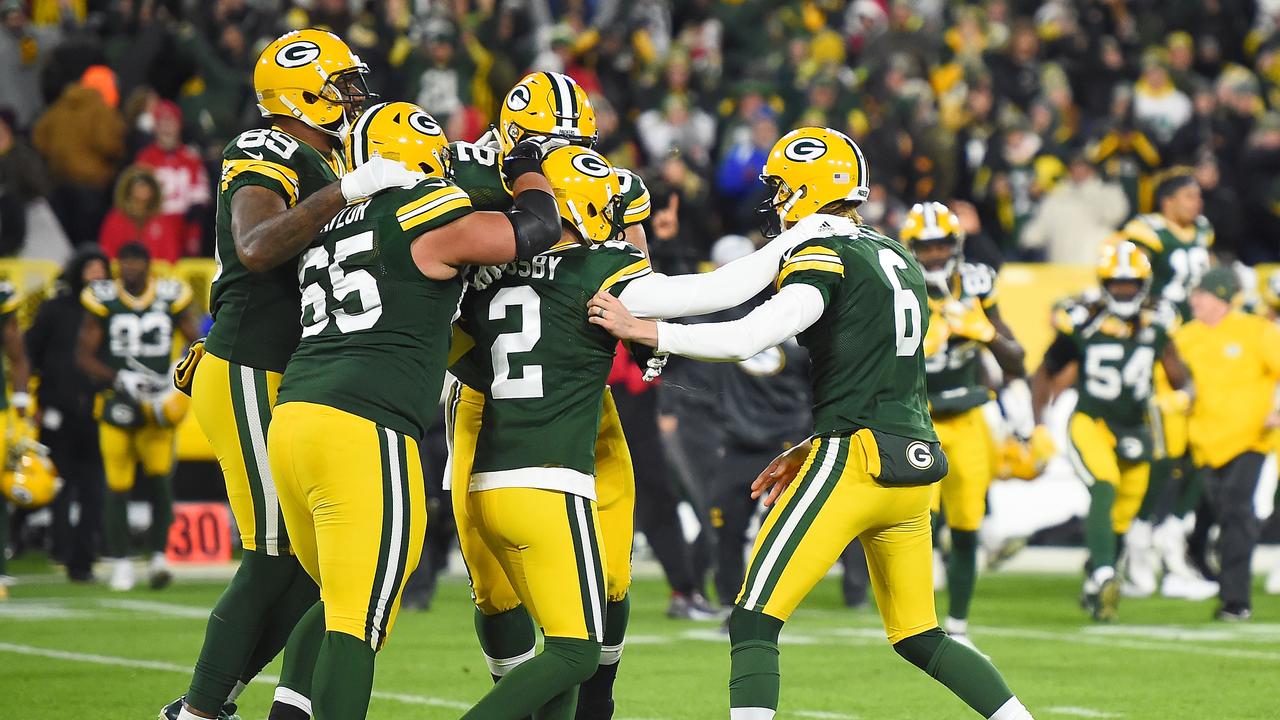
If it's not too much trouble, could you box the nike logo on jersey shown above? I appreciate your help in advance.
[244,150,264,160]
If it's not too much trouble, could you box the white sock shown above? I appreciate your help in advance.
[484,647,536,677]
[176,709,204,720]
[151,552,168,569]
[227,680,248,703]
[274,686,312,715]
[989,695,1033,719]
[600,642,625,666]
[730,708,776,720]
[945,616,968,635]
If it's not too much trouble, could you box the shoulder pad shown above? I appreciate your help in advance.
[1143,300,1178,331]
[1052,295,1098,334]
[88,279,117,302]
[154,278,189,302]
[958,262,997,299]
[1124,216,1163,250]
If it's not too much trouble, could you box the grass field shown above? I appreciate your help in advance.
[3,556,1279,719]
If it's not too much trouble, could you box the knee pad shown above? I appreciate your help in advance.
[893,626,947,673]
[543,637,603,685]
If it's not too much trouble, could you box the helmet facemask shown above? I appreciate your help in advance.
[565,190,624,244]
[756,175,805,238]
[312,65,376,137]
[1102,277,1149,318]
[912,235,963,288]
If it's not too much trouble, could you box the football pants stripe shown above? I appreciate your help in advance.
[227,366,277,555]
[739,438,825,604]
[579,495,606,640]
[366,427,409,650]
[741,437,843,612]
[1066,419,1099,488]
[565,494,604,640]
[245,365,285,555]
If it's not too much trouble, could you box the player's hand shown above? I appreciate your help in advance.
[642,352,668,382]
[474,127,501,149]
[502,137,569,185]
[341,155,426,201]
[1030,424,1056,468]
[470,264,506,291]
[114,369,151,400]
[947,301,997,343]
[587,292,658,346]
[1157,388,1193,416]
[752,440,811,507]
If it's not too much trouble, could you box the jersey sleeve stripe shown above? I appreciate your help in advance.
[397,186,469,220]
[171,282,195,315]
[623,193,651,222]
[0,295,21,315]
[600,259,653,291]
[399,195,473,232]
[777,259,845,286]
[220,159,300,206]
[791,246,841,260]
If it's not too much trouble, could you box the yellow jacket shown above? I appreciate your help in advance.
[1174,311,1280,468]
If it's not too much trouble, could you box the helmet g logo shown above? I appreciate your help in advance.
[784,137,828,162]
[506,85,532,112]
[408,111,442,136]
[571,152,612,178]
[906,441,935,470]
[276,40,322,68]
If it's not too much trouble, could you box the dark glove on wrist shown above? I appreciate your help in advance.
[502,139,546,185]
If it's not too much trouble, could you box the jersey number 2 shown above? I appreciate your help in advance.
[877,249,923,357]
[488,286,543,399]
[299,231,382,337]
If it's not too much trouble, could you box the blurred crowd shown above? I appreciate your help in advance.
[2,0,1280,269]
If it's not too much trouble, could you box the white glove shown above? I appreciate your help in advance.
[470,264,507,291]
[642,352,669,382]
[114,369,151,400]
[475,127,501,149]
[341,155,427,201]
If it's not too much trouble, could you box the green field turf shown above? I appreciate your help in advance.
[2,558,1278,719]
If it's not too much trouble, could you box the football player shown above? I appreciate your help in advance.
[75,242,200,592]
[1030,242,1193,621]
[590,127,1034,720]
[0,276,31,600]
[163,28,426,720]
[268,100,562,720]
[1117,171,1218,599]
[901,201,1038,649]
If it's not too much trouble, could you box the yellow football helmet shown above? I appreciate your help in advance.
[254,29,373,139]
[1097,239,1153,318]
[497,72,598,154]
[757,127,869,237]
[543,146,623,244]
[1263,269,1280,313]
[900,201,965,286]
[1,440,60,510]
[345,101,449,177]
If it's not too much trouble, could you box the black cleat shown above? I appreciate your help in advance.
[158,696,241,720]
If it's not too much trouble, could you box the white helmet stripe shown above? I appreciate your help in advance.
[551,73,576,131]
[349,101,385,168]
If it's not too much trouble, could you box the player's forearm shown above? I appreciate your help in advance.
[619,230,804,318]
[1029,365,1053,426]
[656,284,824,362]
[234,184,345,272]
[76,351,115,385]
[988,334,1026,378]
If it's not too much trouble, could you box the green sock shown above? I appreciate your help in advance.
[242,567,320,681]
[727,607,784,712]
[946,530,978,621]
[1174,461,1202,516]
[461,637,602,720]
[477,605,538,682]
[1138,458,1171,520]
[312,631,375,720]
[146,474,174,554]
[1086,483,1118,572]
[576,595,630,719]
[894,627,1014,716]
[185,551,311,715]
[103,489,129,558]
[270,601,325,718]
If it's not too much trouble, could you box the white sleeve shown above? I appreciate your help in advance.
[616,224,810,319]
[654,283,826,362]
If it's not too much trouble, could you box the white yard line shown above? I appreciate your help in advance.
[1044,706,1122,718]
[97,598,215,619]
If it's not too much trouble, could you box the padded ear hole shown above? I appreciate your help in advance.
[418,161,432,175]
[302,91,319,105]
[587,203,599,218]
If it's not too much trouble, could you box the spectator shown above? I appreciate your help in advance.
[1165,84,1228,165]
[1022,152,1129,265]
[1193,154,1246,263]
[714,115,777,231]
[26,245,109,583]
[1133,55,1192,147]
[1175,268,1280,622]
[0,0,77,129]
[1238,113,1280,263]
[403,20,479,134]
[133,101,210,257]
[33,64,125,245]
[98,165,183,263]
[0,109,52,255]
[985,18,1041,113]
[636,94,716,167]
[645,150,714,271]
[1088,87,1161,213]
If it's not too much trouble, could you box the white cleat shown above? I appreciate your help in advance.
[149,552,173,590]
[1160,570,1218,601]
[1266,565,1280,595]
[933,548,947,591]
[1122,520,1157,598]
[108,558,136,592]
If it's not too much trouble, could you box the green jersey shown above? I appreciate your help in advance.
[923,262,998,415]
[451,239,653,499]
[1044,292,1174,430]
[777,222,937,441]
[206,126,343,373]
[1122,213,1213,320]
[0,282,20,411]
[82,277,194,427]
[276,178,474,440]
[449,140,652,225]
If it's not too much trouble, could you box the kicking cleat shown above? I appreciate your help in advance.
[1213,604,1252,622]
[1082,566,1119,622]
[159,696,241,720]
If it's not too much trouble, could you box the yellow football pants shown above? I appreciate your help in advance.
[450,382,634,615]
[929,406,993,531]
[1066,413,1150,534]
[468,487,607,640]
[737,434,938,643]
[99,422,176,492]
[191,350,288,555]
[270,401,426,650]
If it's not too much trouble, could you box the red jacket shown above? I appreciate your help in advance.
[98,210,185,263]
[134,143,210,255]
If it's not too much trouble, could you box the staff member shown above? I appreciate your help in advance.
[1175,267,1280,621]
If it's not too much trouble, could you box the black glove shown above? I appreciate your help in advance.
[502,137,569,185]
